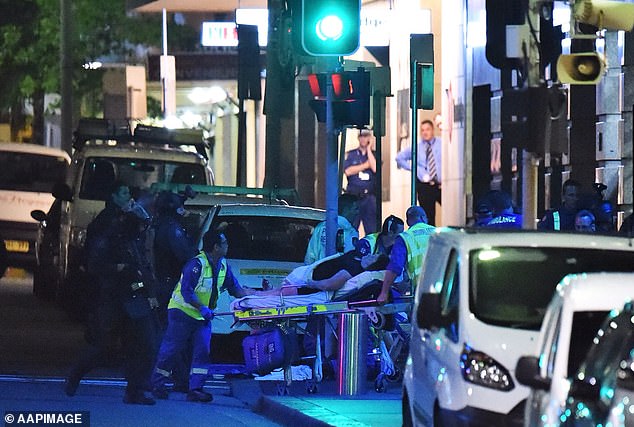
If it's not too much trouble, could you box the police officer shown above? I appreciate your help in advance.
[151,230,253,403]
[65,182,158,405]
[153,190,198,326]
[377,206,435,304]
[538,179,580,231]
[344,128,378,234]
[361,215,404,257]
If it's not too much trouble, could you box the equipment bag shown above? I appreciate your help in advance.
[242,326,297,375]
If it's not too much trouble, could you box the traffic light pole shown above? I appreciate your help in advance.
[325,70,338,258]
[410,60,420,207]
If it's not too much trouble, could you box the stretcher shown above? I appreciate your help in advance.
[218,288,412,394]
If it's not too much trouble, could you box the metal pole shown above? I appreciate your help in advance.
[522,150,539,229]
[338,312,367,395]
[60,0,73,154]
[325,72,338,257]
[410,61,419,207]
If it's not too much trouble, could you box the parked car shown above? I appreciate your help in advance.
[52,119,214,314]
[515,272,634,426]
[402,228,634,427]
[0,142,69,268]
[185,201,325,336]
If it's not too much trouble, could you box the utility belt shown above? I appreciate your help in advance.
[346,188,374,199]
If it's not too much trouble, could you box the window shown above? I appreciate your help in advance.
[211,215,321,262]
[470,247,634,330]
[0,152,67,193]
[80,157,207,200]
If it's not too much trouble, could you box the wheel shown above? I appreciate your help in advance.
[306,382,318,394]
[32,264,57,301]
[386,368,403,383]
[371,313,386,330]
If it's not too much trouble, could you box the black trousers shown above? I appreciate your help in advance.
[70,301,157,393]
[351,194,378,234]
[415,181,442,226]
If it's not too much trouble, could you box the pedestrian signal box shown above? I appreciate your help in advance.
[307,70,370,127]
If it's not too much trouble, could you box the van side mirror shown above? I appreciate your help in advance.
[417,293,441,329]
[515,356,551,390]
[31,210,47,222]
[52,182,73,202]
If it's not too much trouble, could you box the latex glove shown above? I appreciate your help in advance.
[199,306,214,320]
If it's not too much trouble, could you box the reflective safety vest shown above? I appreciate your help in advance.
[168,251,227,320]
[399,222,435,288]
[363,233,379,254]
[553,211,560,231]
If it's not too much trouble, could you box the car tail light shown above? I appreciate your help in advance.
[460,345,515,391]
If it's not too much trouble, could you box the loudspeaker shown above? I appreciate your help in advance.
[557,53,605,85]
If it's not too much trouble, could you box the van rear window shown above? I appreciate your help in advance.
[0,152,67,193]
[211,215,321,262]
[79,157,207,200]
[469,247,634,330]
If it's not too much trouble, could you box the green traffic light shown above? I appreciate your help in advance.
[300,0,360,56]
[316,15,344,41]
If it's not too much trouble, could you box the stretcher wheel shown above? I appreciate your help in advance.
[371,313,387,330]
[306,382,318,394]
[386,368,402,383]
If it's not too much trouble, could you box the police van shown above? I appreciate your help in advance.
[53,119,214,308]
[0,142,70,267]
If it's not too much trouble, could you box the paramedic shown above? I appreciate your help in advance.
[538,179,580,231]
[304,193,359,264]
[361,215,405,256]
[151,230,253,402]
[377,206,435,304]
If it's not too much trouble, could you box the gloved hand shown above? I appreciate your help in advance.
[199,306,214,320]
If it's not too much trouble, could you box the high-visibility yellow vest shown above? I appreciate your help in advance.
[168,251,227,319]
[363,233,379,253]
[400,222,435,288]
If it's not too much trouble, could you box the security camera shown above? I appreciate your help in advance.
[573,0,634,31]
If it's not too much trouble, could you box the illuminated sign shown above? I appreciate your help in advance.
[201,9,269,47]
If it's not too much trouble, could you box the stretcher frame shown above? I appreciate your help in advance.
[218,296,412,394]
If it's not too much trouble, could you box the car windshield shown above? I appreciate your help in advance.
[79,157,206,200]
[0,151,68,193]
[211,214,320,262]
[470,247,634,330]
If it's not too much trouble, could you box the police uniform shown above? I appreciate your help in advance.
[344,148,377,233]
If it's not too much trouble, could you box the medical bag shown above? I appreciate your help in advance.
[242,326,298,375]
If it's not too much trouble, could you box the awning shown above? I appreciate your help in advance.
[128,0,266,13]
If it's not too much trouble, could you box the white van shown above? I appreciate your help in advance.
[0,142,70,267]
[515,272,634,426]
[402,228,634,426]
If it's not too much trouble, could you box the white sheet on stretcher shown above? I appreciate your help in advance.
[230,270,385,310]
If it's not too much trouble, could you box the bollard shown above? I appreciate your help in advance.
[337,312,367,396]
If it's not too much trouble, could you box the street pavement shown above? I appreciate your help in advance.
[0,270,403,427]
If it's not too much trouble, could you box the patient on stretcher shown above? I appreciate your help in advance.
[260,245,388,296]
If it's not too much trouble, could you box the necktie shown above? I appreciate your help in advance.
[427,141,437,182]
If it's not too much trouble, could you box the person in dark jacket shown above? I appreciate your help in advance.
[64,182,158,405]
[538,179,580,231]
[153,189,198,326]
